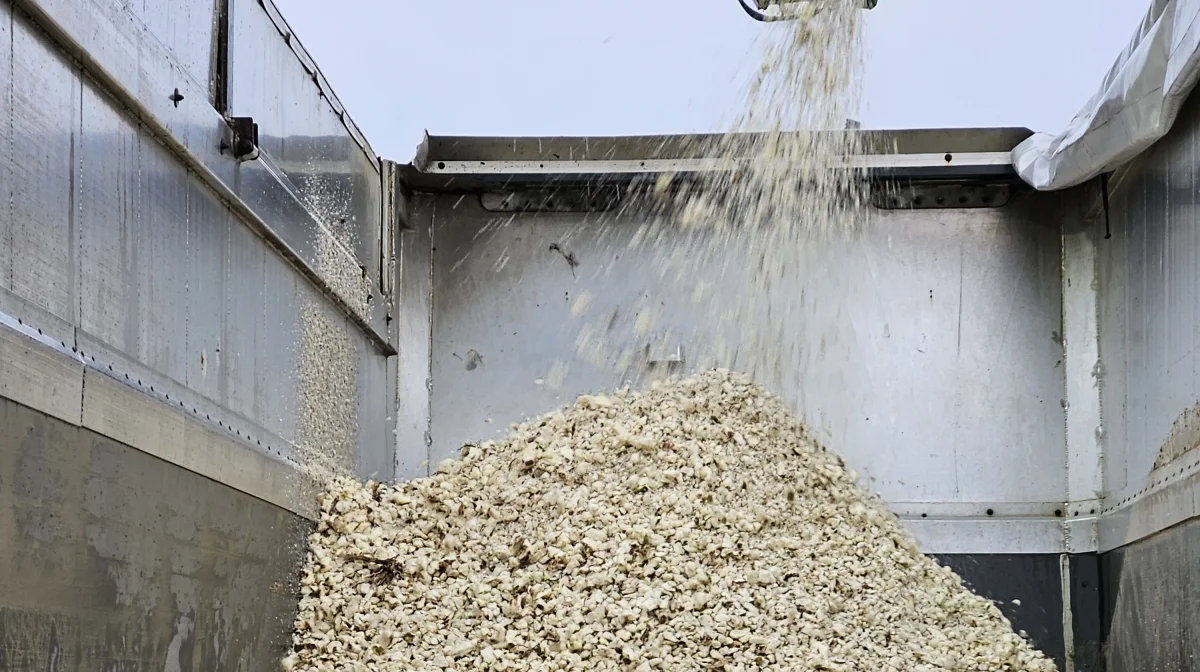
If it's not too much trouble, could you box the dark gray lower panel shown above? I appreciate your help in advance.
[0,397,311,671]
[1070,554,1104,672]
[1101,518,1200,672]
[934,553,1066,670]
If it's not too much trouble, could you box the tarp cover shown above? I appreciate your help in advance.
[1013,0,1200,190]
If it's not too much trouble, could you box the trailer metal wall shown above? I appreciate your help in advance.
[0,0,397,665]
[409,182,1075,555]
[7,0,1200,665]
[1090,64,1200,672]
[399,160,1085,667]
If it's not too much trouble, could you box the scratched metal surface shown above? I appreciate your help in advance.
[357,325,392,482]
[79,84,139,354]
[0,397,309,670]
[1098,85,1200,505]
[186,178,231,406]
[259,245,302,446]
[228,0,383,279]
[125,0,218,89]
[224,216,263,424]
[137,134,191,384]
[2,2,392,476]
[424,190,1070,510]
[18,0,390,347]
[9,14,76,323]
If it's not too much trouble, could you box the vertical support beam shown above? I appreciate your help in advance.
[1062,185,1105,549]
[394,194,434,480]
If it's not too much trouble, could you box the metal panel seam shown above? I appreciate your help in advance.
[424,197,435,476]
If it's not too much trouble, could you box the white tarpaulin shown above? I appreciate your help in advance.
[1013,0,1200,190]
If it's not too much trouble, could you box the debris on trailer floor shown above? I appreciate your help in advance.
[288,370,1056,672]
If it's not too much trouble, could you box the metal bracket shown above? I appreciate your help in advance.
[647,337,685,366]
[223,116,260,160]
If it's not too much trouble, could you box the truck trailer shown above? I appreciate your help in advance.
[0,0,1197,670]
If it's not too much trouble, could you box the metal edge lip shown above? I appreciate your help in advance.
[413,128,1035,164]
[400,157,1017,193]
[73,330,302,465]
[81,369,320,521]
[1101,444,1200,514]
[1096,469,1200,553]
[256,0,380,171]
[888,501,1069,518]
[0,316,318,520]
[416,152,1014,176]
[905,518,1067,555]
[1092,445,1200,552]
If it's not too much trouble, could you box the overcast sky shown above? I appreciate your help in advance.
[272,0,1147,162]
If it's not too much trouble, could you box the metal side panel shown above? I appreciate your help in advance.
[0,396,309,670]
[1099,82,1200,510]
[427,191,1068,511]
[79,82,139,355]
[136,132,190,384]
[258,242,301,446]
[10,14,77,323]
[223,218,262,424]
[1101,517,1200,672]
[356,333,391,483]
[18,0,390,351]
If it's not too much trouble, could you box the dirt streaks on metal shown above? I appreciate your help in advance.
[0,398,311,670]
